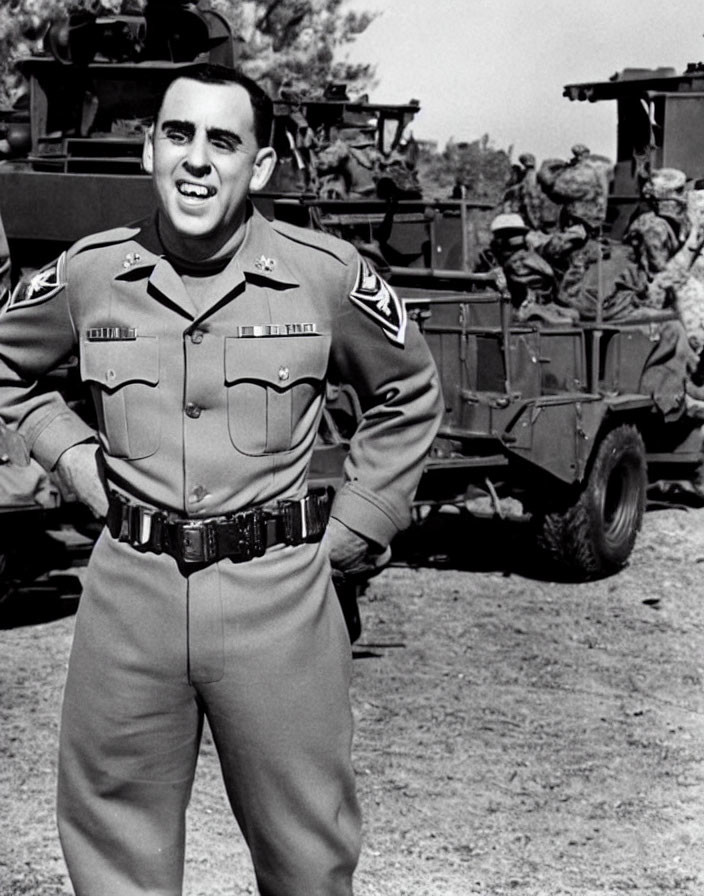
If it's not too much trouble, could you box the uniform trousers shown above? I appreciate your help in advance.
[57,531,361,895]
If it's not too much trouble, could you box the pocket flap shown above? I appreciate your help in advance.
[224,334,330,387]
[81,337,160,390]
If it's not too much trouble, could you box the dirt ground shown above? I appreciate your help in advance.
[1,501,703,896]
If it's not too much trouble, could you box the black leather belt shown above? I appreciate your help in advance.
[106,488,331,565]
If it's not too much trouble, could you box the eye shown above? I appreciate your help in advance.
[163,127,191,144]
[210,135,240,152]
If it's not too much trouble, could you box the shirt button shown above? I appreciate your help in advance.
[190,330,204,344]
[185,402,202,418]
[189,486,207,503]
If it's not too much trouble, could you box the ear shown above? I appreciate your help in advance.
[249,147,277,192]
[142,125,155,174]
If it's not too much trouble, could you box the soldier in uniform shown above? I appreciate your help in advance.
[0,65,443,896]
[514,152,559,233]
[624,167,690,308]
[315,123,382,199]
[485,213,577,324]
[537,144,612,233]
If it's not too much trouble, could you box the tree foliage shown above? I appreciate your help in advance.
[211,0,376,96]
[0,1,515,209]
[416,135,512,203]
[0,0,377,106]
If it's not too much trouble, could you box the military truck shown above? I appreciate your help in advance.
[0,6,699,598]
[317,228,700,581]
[564,62,704,237]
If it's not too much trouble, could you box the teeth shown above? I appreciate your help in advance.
[178,182,212,198]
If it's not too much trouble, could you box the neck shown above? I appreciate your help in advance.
[157,209,250,270]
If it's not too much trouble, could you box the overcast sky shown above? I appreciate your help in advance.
[340,0,704,161]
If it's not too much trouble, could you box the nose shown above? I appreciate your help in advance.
[182,134,211,178]
[183,159,211,178]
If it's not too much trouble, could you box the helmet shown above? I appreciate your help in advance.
[644,167,687,200]
[490,213,529,234]
[518,152,536,168]
[571,143,590,160]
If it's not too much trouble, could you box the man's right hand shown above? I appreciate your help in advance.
[55,443,108,519]
[324,516,392,580]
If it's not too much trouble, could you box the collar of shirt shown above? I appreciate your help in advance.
[113,205,299,288]
[111,206,301,320]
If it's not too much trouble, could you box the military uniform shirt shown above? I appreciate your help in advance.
[0,207,443,547]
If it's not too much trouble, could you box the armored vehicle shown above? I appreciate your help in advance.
[0,10,699,600]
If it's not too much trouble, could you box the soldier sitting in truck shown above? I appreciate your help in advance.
[532,150,674,323]
[485,213,577,324]
[508,152,560,233]
[622,168,690,308]
[637,187,704,418]
[537,144,612,233]
[315,123,382,199]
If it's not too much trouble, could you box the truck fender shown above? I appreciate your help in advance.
[505,397,607,484]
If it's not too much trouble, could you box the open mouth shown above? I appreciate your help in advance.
[176,180,217,199]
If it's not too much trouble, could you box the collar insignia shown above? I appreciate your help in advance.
[122,252,142,270]
[254,255,276,272]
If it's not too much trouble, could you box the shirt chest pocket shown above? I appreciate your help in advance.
[81,337,160,459]
[224,334,330,456]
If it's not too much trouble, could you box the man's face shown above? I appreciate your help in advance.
[142,78,275,246]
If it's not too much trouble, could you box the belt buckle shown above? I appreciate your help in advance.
[133,505,155,546]
[179,521,216,564]
[280,497,306,545]
[230,510,264,561]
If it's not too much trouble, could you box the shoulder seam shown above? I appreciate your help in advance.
[270,220,353,265]
[70,225,141,257]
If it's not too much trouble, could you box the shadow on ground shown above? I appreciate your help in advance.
[392,509,541,578]
[0,530,87,630]
[391,493,700,582]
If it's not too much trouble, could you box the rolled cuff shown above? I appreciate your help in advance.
[28,410,97,471]
[330,482,410,548]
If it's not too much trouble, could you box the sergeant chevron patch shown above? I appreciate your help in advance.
[349,257,407,347]
[8,253,67,311]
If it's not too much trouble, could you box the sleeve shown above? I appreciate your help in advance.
[328,251,444,546]
[631,217,673,274]
[0,253,96,470]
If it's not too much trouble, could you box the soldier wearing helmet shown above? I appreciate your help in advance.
[486,213,578,323]
[626,167,690,308]
[517,152,559,232]
[570,143,591,163]
[642,167,689,223]
[537,145,612,233]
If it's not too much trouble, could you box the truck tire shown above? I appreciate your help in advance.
[535,424,647,580]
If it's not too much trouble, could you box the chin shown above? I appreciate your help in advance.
[170,216,217,241]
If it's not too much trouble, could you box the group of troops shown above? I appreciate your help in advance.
[275,92,423,201]
[488,148,704,419]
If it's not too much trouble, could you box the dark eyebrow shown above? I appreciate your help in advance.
[206,127,243,147]
[160,119,195,137]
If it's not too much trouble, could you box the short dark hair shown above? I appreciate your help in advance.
[153,64,273,148]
